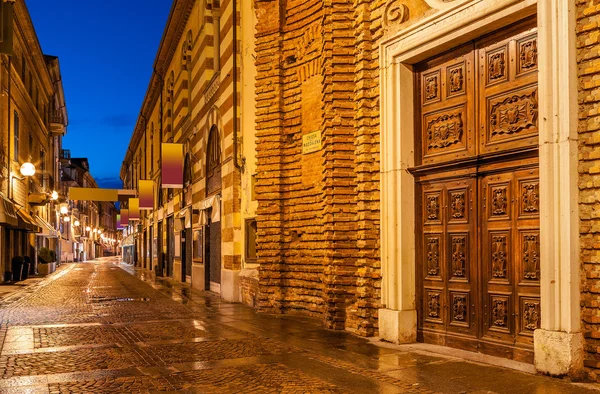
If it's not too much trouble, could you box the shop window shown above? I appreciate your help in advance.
[193,229,202,261]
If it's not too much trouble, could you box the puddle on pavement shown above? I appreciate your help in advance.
[88,296,151,303]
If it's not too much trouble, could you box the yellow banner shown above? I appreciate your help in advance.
[139,180,154,210]
[129,198,140,220]
[69,188,119,201]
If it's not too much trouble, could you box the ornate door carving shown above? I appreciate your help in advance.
[414,19,539,362]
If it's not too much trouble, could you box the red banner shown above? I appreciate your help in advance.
[120,209,129,227]
[162,143,183,188]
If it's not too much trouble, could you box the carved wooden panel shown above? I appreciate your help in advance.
[490,232,509,281]
[423,70,441,104]
[450,234,468,279]
[424,192,441,223]
[521,231,540,281]
[486,45,508,85]
[517,35,538,76]
[520,297,541,335]
[487,86,538,144]
[425,234,441,277]
[424,106,466,156]
[448,189,467,222]
[450,292,469,326]
[447,62,465,97]
[519,180,539,217]
[425,290,443,323]
[489,295,511,333]
[487,182,511,220]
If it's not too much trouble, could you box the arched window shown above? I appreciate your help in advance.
[181,31,192,70]
[206,126,222,196]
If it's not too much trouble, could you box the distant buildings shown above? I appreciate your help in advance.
[0,1,117,279]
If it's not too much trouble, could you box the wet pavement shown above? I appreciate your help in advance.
[0,257,595,393]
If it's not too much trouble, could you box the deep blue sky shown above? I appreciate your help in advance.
[27,0,172,189]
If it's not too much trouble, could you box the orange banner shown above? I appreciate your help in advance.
[129,198,140,220]
[162,143,183,188]
[139,180,153,210]
[120,209,129,227]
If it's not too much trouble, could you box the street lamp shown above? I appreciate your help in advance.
[60,205,68,215]
[85,226,91,232]
[19,162,35,177]
[74,220,80,227]
[51,190,59,200]
[63,216,70,222]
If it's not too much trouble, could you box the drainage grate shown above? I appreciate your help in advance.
[88,296,151,303]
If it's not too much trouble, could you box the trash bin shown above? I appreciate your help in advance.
[22,256,31,280]
[11,256,24,282]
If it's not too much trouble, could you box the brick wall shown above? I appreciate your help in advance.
[255,0,385,335]
[578,0,600,382]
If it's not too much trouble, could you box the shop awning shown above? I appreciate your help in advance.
[0,194,18,227]
[16,208,41,233]
[34,215,59,238]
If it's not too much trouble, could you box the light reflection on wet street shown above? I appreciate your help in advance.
[0,258,594,393]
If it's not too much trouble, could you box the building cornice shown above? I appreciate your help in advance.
[121,0,195,180]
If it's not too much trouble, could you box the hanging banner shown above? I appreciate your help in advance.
[120,209,129,227]
[116,214,124,230]
[69,188,119,201]
[139,180,154,210]
[162,143,184,188]
[129,198,140,220]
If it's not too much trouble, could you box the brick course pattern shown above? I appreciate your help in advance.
[254,0,385,337]
[578,0,600,382]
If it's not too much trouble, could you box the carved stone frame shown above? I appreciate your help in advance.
[379,0,582,376]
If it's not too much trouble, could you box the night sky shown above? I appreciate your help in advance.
[27,0,172,189]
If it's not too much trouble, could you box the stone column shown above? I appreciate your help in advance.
[379,62,417,344]
[534,0,584,377]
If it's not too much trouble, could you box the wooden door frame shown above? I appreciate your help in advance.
[379,0,582,375]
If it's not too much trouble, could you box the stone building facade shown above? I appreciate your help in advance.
[253,0,597,381]
[0,0,67,278]
[121,0,257,302]
[120,0,600,380]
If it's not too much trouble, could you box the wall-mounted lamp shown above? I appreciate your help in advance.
[85,226,91,232]
[63,216,70,222]
[74,220,80,227]
[60,205,68,215]
[19,162,35,177]
[51,190,59,200]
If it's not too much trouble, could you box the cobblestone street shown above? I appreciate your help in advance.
[0,258,593,393]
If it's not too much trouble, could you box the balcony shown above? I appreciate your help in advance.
[50,110,66,136]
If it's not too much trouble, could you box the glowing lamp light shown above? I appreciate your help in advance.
[51,190,59,200]
[60,205,68,215]
[93,228,97,233]
[19,162,35,177]
[85,226,91,232]
[98,230,102,235]
[74,220,80,227]
[63,216,70,222]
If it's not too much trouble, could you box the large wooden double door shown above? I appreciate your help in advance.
[414,20,540,362]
